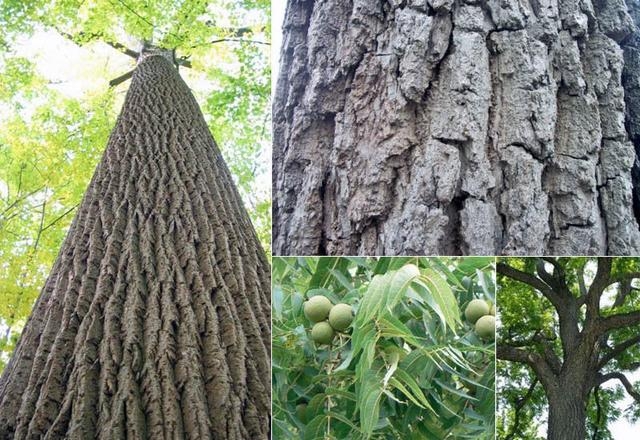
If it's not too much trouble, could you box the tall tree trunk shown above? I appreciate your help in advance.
[547,390,588,440]
[0,54,271,439]
[273,0,640,256]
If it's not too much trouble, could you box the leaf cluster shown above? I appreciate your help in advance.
[272,257,496,439]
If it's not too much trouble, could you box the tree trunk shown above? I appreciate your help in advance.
[273,0,640,256]
[0,54,271,439]
[547,390,588,440]
[542,333,597,440]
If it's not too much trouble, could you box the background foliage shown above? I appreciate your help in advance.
[0,0,270,372]
[272,256,496,439]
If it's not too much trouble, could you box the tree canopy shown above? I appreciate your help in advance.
[497,257,640,439]
[272,256,496,439]
[0,0,270,372]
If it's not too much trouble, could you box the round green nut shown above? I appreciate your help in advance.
[489,304,496,316]
[311,321,335,345]
[304,295,333,323]
[296,403,308,423]
[328,303,353,331]
[475,315,495,340]
[464,299,490,324]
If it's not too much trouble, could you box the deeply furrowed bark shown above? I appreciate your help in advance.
[273,0,640,256]
[0,55,271,439]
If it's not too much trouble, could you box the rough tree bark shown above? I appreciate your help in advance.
[273,0,640,256]
[497,258,640,440]
[0,52,271,439]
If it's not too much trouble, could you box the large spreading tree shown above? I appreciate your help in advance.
[0,3,271,438]
[273,0,640,256]
[497,257,640,439]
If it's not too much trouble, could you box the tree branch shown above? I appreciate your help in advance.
[112,0,155,31]
[536,259,567,297]
[598,333,640,368]
[41,204,79,232]
[0,186,46,218]
[498,345,557,387]
[592,385,602,440]
[203,23,266,37]
[109,70,134,87]
[498,345,536,364]
[505,378,539,440]
[577,262,588,299]
[32,190,48,253]
[599,310,640,333]
[57,30,139,59]
[613,279,633,309]
[209,37,269,46]
[597,372,640,402]
[497,262,554,299]
[610,272,640,285]
[586,258,612,322]
[542,257,566,279]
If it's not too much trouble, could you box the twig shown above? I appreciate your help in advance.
[505,378,538,440]
[113,0,155,30]
[41,204,79,232]
[191,37,270,49]
[32,189,48,253]
[57,29,139,59]
[209,38,269,46]
[592,385,601,440]
[1,186,46,218]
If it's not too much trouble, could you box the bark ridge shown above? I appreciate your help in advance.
[0,55,271,439]
[273,0,640,256]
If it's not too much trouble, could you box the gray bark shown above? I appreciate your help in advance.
[274,0,640,256]
[0,55,271,439]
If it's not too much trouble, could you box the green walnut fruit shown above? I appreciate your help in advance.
[304,295,333,323]
[296,403,308,423]
[489,304,496,316]
[311,321,335,345]
[462,276,472,289]
[328,303,353,331]
[475,315,495,340]
[464,299,490,324]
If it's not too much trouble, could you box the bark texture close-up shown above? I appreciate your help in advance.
[273,0,640,256]
[0,54,271,439]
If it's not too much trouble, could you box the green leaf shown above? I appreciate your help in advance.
[358,371,383,438]
[385,264,421,312]
[356,273,387,325]
[415,269,461,333]
[392,369,434,413]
